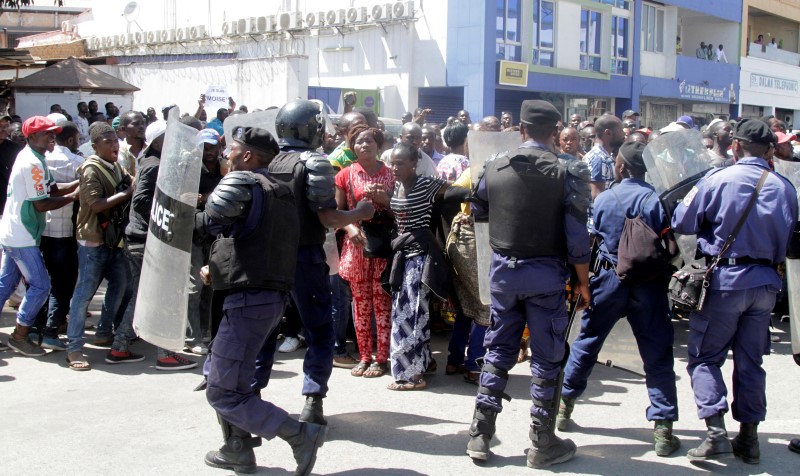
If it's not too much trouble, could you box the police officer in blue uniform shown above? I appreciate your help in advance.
[199,127,326,475]
[556,141,680,457]
[673,119,798,464]
[466,100,592,469]
[255,100,374,425]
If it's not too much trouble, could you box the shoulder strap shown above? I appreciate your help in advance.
[713,169,770,265]
[84,158,120,188]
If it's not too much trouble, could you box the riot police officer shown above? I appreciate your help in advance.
[466,100,592,469]
[256,100,374,424]
[673,119,798,464]
[199,127,325,475]
[556,141,681,457]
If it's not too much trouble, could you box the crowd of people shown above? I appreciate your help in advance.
[1,93,799,475]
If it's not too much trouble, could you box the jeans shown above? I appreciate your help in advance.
[465,322,487,372]
[447,308,471,366]
[67,245,129,354]
[187,241,212,345]
[0,246,51,327]
[330,273,352,356]
[40,237,78,338]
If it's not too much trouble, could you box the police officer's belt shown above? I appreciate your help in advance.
[703,256,773,267]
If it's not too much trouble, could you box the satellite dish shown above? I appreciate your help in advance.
[123,1,140,22]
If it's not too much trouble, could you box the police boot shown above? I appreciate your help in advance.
[732,422,760,464]
[204,415,262,474]
[298,394,327,426]
[687,412,733,461]
[555,397,576,432]
[654,420,681,457]
[466,406,498,461]
[276,415,327,476]
[527,414,577,469]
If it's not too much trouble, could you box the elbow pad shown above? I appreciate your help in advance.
[303,151,336,205]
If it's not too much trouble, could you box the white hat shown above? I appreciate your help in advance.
[659,122,688,134]
[145,120,167,145]
[46,113,68,126]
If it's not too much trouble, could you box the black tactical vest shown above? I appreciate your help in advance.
[268,151,327,246]
[485,148,567,259]
[209,174,299,292]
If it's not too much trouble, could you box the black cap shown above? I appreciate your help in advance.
[520,100,561,126]
[233,126,280,155]
[733,118,777,145]
[618,141,647,175]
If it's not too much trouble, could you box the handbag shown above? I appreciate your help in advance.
[669,169,769,312]
[349,166,394,259]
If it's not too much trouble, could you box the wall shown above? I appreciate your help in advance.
[743,0,800,55]
[14,91,133,122]
[681,16,739,65]
[740,56,800,110]
[747,13,800,53]
[445,0,492,119]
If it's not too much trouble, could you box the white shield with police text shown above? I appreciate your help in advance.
[467,130,522,305]
[133,108,203,351]
[643,128,714,265]
[773,159,800,355]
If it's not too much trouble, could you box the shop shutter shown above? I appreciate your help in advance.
[418,87,464,125]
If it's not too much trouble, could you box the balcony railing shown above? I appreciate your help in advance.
[748,43,800,67]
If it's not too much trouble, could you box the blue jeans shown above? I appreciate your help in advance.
[330,273,352,356]
[0,246,51,327]
[67,245,129,354]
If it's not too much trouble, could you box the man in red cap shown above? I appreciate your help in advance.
[774,132,797,162]
[0,116,79,355]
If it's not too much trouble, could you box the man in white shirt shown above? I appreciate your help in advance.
[380,122,438,177]
[75,101,90,144]
[0,116,78,356]
[37,122,84,351]
[716,44,728,63]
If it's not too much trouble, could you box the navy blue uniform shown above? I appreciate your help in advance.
[562,178,678,421]
[472,141,591,420]
[203,169,290,440]
[673,157,797,423]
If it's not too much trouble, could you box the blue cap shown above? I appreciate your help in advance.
[199,128,220,145]
[677,115,695,128]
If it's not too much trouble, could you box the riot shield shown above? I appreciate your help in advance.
[773,159,800,355]
[133,107,203,351]
[223,109,278,150]
[644,129,714,264]
[467,130,522,304]
[568,315,645,377]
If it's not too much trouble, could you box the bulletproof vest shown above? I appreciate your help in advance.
[268,151,327,246]
[485,148,567,259]
[209,174,299,292]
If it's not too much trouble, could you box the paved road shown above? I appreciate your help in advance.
[2,298,798,475]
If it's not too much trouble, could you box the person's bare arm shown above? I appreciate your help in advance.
[590,182,605,200]
[49,180,79,197]
[89,186,133,215]
[31,193,79,212]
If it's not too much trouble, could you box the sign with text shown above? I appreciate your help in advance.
[749,73,799,95]
[204,85,229,111]
[498,60,528,87]
[678,80,732,104]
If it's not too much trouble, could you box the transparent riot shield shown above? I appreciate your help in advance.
[773,159,800,355]
[223,109,279,150]
[644,129,714,265]
[467,130,522,304]
[133,108,203,351]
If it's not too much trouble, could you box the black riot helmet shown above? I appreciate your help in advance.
[275,99,324,149]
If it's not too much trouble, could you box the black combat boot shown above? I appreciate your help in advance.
[298,394,327,425]
[466,407,498,461]
[732,422,760,464]
[527,414,577,469]
[276,415,327,476]
[687,412,733,461]
[654,420,681,457]
[204,415,262,473]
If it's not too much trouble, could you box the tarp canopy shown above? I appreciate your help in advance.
[8,57,139,92]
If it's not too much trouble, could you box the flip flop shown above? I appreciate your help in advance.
[66,352,91,371]
[387,379,427,391]
[363,362,388,378]
[350,361,370,377]
[463,371,480,385]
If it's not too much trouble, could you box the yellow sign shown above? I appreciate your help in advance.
[498,60,528,87]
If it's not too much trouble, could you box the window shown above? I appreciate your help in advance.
[641,3,664,53]
[531,0,555,67]
[592,0,630,8]
[496,0,522,61]
[611,16,629,74]
[580,9,602,72]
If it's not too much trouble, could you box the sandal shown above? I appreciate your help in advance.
[445,363,465,375]
[463,371,480,385]
[387,378,427,391]
[363,362,388,378]
[424,359,438,375]
[66,351,91,371]
[350,361,370,377]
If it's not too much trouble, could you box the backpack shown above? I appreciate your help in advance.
[611,190,677,284]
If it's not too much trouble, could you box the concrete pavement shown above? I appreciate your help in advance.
[2,300,799,476]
